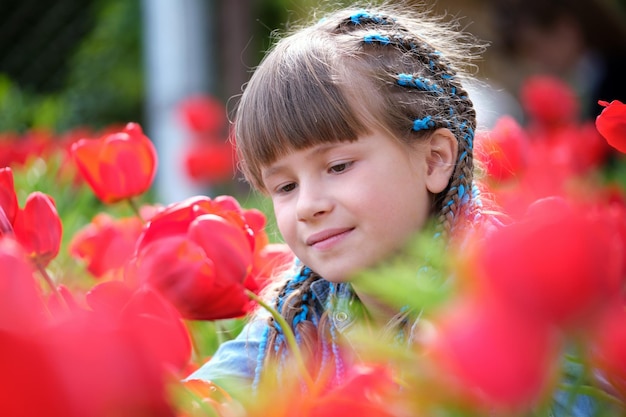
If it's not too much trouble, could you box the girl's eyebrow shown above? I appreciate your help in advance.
[261,143,350,180]
[261,164,287,182]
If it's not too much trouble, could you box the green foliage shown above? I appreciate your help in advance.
[0,74,34,132]
[603,153,626,190]
[352,222,453,313]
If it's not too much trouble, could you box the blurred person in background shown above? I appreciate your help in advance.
[487,0,626,120]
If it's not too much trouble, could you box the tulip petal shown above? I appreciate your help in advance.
[596,100,626,153]
[12,192,62,266]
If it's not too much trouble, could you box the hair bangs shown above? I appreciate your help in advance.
[235,34,369,190]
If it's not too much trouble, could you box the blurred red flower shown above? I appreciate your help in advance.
[476,115,529,181]
[0,330,71,417]
[520,75,579,129]
[0,129,55,168]
[0,167,18,226]
[43,306,177,417]
[243,207,295,288]
[178,95,237,185]
[184,141,235,183]
[591,298,626,400]
[178,95,227,134]
[478,196,623,329]
[69,213,144,278]
[428,293,560,411]
[306,364,399,417]
[0,238,48,333]
[86,281,192,375]
[12,191,63,267]
[131,195,259,320]
[249,363,399,417]
[0,240,179,416]
[71,122,157,203]
[596,100,626,153]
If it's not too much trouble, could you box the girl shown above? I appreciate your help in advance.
[188,2,490,391]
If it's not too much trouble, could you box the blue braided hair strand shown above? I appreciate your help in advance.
[252,264,322,390]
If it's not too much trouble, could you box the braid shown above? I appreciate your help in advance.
[335,10,478,237]
[254,265,323,387]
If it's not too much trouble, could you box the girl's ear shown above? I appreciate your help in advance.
[425,128,458,194]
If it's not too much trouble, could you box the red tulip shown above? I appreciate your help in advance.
[568,122,612,172]
[520,75,579,128]
[478,197,623,329]
[596,100,626,153]
[12,192,63,267]
[137,195,252,248]
[69,213,144,278]
[71,122,158,203]
[87,281,192,375]
[184,141,235,183]
[127,235,217,319]
[428,293,560,411]
[0,330,70,417]
[133,195,258,320]
[188,213,254,284]
[2,298,179,417]
[178,95,226,134]
[243,207,295,289]
[0,238,48,333]
[0,167,18,226]
[45,308,177,417]
[0,130,53,168]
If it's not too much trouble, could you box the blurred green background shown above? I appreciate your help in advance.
[0,0,362,133]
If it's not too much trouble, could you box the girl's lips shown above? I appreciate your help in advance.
[306,227,354,247]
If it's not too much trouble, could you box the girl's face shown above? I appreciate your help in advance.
[261,128,443,283]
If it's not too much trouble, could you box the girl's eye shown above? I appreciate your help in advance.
[329,161,352,173]
[278,182,296,193]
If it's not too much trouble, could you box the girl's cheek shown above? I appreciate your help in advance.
[273,204,293,235]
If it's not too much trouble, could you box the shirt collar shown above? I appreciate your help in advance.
[310,279,357,332]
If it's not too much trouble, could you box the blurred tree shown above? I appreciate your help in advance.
[56,0,143,131]
[0,0,142,133]
[0,0,96,93]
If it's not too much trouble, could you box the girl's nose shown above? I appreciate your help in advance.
[296,182,333,221]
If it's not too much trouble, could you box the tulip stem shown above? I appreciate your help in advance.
[214,320,228,345]
[245,289,315,390]
[127,197,145,223]
[36,261,67,309]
